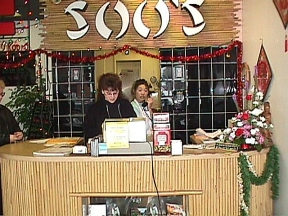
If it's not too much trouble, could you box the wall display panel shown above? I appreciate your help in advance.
[41,0,241,50]
[160,46,239,144]
[51,50,96,137]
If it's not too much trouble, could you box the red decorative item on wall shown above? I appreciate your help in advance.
[256,45,273,100]
[0,0,15,36]
[273,0,288,28]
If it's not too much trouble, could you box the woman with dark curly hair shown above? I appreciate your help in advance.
[84,73,136,140]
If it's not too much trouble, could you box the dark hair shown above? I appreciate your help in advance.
[131,79,150,96]
[96,73,124,101]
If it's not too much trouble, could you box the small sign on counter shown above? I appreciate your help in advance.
[105,121,129,149]
[171,140,183,155]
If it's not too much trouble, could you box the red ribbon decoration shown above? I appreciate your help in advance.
[0,40,243,109]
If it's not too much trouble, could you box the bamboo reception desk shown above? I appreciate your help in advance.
[0,141,273,216]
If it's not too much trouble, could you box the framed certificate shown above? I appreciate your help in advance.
[71,68,82,81]
[173,65,184,79]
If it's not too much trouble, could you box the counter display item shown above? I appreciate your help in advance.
[153,130,171,154]
[153,113,171,154]
[90,136,102,157]
[171,140,183,155]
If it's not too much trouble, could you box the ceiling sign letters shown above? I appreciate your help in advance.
[65,0,206,40]
[41,0,240,50]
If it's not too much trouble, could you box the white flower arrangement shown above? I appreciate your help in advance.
[220,90,273,148]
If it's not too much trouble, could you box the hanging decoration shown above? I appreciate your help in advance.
[0,40,242,67]
[273,0,288,28]
[0,40,244,110]
[35,53,42,91]
[238,145,280,216]
[256,44,273,100]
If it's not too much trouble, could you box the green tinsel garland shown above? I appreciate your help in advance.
[238,146,280,216]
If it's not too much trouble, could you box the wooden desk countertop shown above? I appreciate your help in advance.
[0,140,269,162]
[0,140,272,216]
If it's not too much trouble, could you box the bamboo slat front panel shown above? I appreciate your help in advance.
[40,0,241,50]
[0,148,272,216]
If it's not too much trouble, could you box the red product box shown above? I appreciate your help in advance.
[153,123,170,130]
[153,130,171,154]
[153,112,170,124]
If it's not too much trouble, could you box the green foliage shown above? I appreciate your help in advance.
[6,84,45,136]
[234,136,245,146]
[238,145,280,216]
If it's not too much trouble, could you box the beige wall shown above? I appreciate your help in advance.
[242,0,288,215]
[95,49,160,81]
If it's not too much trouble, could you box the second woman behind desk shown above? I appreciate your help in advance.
[83,73,136,140]
[131,79,153,136]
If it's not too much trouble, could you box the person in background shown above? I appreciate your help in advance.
[83,73,136,140]
[131,79,153,136]
[0,79,23,215]
[0,79,23,145]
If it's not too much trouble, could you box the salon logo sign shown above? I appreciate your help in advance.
[65,0,206,40]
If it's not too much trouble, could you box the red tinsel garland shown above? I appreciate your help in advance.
[0,40,243,110]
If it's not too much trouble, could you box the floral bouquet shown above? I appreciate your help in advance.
[219,91,273,151]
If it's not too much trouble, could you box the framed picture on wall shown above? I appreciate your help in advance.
[173,65,185,79]
[71,68,82,81]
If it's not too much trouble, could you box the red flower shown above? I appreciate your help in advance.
[242,112,250,120]
[246,95,252,100]
[240,144,250,150]
[235,128,244,136]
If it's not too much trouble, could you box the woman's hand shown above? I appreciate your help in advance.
[10,132,23,143]
[10,134,18,143]
[147,97,154,110]
[14,131,23,141]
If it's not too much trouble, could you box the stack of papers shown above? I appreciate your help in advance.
[33,147,73,157]
[29,137,83,147]
[184,139,219,150]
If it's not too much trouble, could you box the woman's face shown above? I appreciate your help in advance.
[103,88,119,103]
[135,84,149,103]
